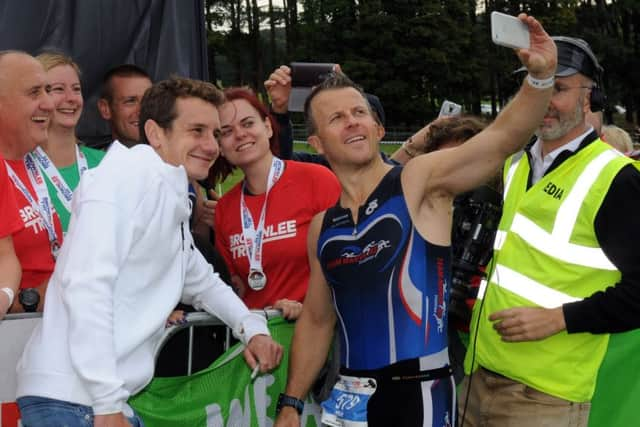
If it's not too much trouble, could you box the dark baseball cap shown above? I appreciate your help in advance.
[365,93,386,127]
[553,36,602,80]
[514,36,603,80]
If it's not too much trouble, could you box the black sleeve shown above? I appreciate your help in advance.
[273,111,293,160]
[563,164,640,333]
[273,110,333,168]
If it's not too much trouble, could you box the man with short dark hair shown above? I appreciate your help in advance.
[460,36,640,426]
[274,14,557,427]
[264,64,394,167]
[17,76,283,427]
[99,66,228,379]
[97,64,152,146]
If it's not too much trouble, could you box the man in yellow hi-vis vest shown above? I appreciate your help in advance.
[460,37,640,427]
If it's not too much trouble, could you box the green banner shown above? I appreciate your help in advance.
[588,329,640,426]
[130,317,322,427]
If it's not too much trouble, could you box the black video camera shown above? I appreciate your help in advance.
[449,185,502,330]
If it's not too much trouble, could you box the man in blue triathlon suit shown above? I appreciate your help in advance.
[274,14,558,427]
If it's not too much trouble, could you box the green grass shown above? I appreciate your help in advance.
[217,141,402,194]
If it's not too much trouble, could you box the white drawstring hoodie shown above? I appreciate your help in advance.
[16,142,269,416]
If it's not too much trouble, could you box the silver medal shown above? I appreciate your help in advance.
[51,241,61,260]
[248,270,267,290]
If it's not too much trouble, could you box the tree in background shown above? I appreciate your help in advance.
[205,0,639,131]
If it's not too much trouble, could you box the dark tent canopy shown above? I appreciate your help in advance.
[0,0,208,147]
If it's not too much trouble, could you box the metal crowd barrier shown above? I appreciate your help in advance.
[0,309,283,414]
[1,312,43,426]
[0,313,42,403]
[154,309,283,376]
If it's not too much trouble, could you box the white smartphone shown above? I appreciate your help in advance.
[439,100,462,118]
[491,12,530,49]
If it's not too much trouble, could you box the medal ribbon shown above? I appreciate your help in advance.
[32,145,88,212]
[240,157,284,275]
[6,156,60,259]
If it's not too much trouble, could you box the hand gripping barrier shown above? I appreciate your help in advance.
[154,309,283,376]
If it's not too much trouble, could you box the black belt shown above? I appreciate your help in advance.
[341,360,453,383]
[390,366,453,382]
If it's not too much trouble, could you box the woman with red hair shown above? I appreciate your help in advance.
[212,88,340,320]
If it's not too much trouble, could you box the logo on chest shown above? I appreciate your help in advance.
[328,239,391,269]
[322,215,402,276]
[229,220,297,259]
[19,206,46,233]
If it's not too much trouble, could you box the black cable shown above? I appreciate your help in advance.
[449,186,501,426]
[458,255,496,427]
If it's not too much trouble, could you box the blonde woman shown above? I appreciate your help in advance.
[602,124,633,154]
[35,52,105,232]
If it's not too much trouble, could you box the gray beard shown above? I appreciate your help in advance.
[535,102,584,141]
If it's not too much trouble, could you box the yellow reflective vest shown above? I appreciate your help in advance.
[465,139,633,402]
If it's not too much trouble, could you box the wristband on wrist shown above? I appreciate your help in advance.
[526,74,555,90]
[402,137,419,158]
[276,393,304,415]
[0,287,15,307]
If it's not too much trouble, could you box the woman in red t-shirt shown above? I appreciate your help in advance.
[212,88,341,320]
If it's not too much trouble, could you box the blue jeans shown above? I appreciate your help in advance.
[17,396,145,427]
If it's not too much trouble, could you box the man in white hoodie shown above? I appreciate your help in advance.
[16,76,283,427]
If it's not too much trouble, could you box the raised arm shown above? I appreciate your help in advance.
[403,14,556,202]
[390,121,435,165]
[265,65,291,116]
[275,212,337,427]
[265,65,295,160]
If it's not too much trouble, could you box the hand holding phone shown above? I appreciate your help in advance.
[290,62,335,87]
[264,65,292,114]
[491,12,530,49]
[439,100,462,118]
[288,62,336,112]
